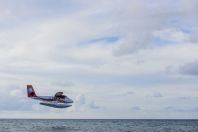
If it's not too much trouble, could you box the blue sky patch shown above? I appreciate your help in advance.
[152,37,175,47]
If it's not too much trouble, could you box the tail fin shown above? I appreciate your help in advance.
[27,85,37,97]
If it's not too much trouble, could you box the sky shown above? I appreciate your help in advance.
[0,0,198,119]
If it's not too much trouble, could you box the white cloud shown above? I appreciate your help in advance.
[9,89,23,98]
[179,60,198,75]
[153,28,190,43]
[131,106,143,111]
[88,101,105,110]
[152,92,163,98]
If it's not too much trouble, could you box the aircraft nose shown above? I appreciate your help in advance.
[69,99,74,103]
[66,98,73,103]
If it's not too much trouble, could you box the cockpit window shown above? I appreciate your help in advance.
[55,92,65,99]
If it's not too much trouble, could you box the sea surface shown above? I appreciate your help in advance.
[0,119,197,132]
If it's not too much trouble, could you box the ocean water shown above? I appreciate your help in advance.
[0,119,198,132]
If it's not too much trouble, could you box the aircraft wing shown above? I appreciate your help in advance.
[40,101,72,108]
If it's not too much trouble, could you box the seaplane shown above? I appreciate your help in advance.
[27,85,73,108]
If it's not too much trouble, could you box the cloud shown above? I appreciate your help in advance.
[131,106,142,111]
[88,101,105,110]
[86,36,119,44]
[72,94,86,112]
[117,91,135,97]
[9,89,23,98]
[0,97,32,111]
[52,81,74,87]
[32,104,41,111]
[0,0,197,78]
[153,28,190,44]
[0,8,14,20]
[152,92,163,98]
[180,0,198,14]
[110,0,193,56]
[145,92,163,98]
[70,94,105,112]
[178,96,191,100]
[180,60,198,75]
[164,106,198,113]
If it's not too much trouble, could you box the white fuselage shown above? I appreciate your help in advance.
[31,96,73,108]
